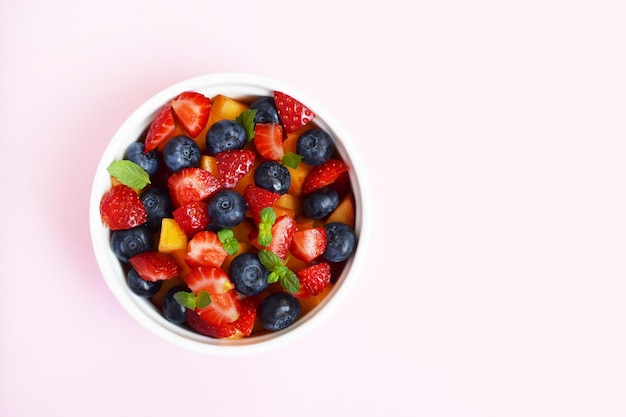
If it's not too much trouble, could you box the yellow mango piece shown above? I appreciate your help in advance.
[299,283,334,316]
[158,218,188,253]
[276,193,302,218]
[326,194,355,229]
[287,163,313,196]
[207,95,249,129]
[199,155,219,178]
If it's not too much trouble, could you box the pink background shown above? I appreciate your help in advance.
[2,0,626,415]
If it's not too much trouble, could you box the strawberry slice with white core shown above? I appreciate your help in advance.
[183,266,234,295]
[250,215,296,260]
[253,123,284,160]
[168,167,222,207]
[290,227,327,262]
[196,290,241,325]
[129,251,181,282]
[274,91,315,133]
[185,231,228,268]
[215,149,255,189]
[170,91,211,137]
[144,105,176,153]
[302,159,349,195]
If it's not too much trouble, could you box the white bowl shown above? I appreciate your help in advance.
[89,72,370,355]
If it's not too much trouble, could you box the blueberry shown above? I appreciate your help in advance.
[124,142,159,176]
[303,186,340,219]
[162,286,190,325]
[127,268,162,297]
[254,161,291,195]
[323,222,356,262]
[229,252,270,296]
[249,96,280,124]
[140,187,173,230]
[296,128,334,166]
[206,189,247,229]
[258,292,301,331]
[110,226,153,263]
[205,120,247,156]
[163,135,200,172]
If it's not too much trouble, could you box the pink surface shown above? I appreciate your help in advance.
[2,1,626,416]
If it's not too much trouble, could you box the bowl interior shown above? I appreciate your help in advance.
[89,73,369,355]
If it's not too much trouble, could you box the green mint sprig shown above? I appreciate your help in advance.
[107,160,151,189]
[258,207,276,247]
[258,250,300,293]
[235,109,258,142]
[173,290,212,310]
[281,151,302,169]
[217,228,239,256]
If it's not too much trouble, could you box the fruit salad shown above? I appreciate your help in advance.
[98,89,357,339]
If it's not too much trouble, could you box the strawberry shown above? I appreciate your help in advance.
[302,159,349,195]
[185,309,237,339]
[215,149,256,189]
[196,290,241,325]
[144,105,176,153]
[243,184,281,224]
[170,91,211,137]
[290,227,327,262]
[295,262,331,297]
[249,215,296,260]
[185,231,228,268]
[168,167,222,207]
[183,265,234,294]
[232,296,260,337]
[129,251,181,282]
[253,123,284,160]
[274,91,315,133]
[99,185,147,230]
[172,200,209,236]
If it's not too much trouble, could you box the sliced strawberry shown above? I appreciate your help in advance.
[243,184,281,224]
[168,167,222,207]
[172,200,209,236]
[249,215,296,260]
[295,262,331,297]
[183,265,234,294]
[290,227,327,262]
[99,185,147,230]
[196,290,241,325]
[185,231,228,268]
[274,91,315,133]
[129,251,181,282]
[186,309,237,339]
[302,159,349,195]
[232,296,260,337]
[215,149,256,189]
[253,123,284,160]
[170,91,211,137]
[145,105,177,153]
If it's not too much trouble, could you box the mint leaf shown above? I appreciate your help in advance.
[107,160,151,189]
[280,269,300,293]
[282,152,302,169]
[260,207,276,224]
[258,249,284,272]
[257,207,276,247]
[196,291,212,309]
[267,271,280,284]
[173,291,196,309]
[236,109,258,142]
[217,228,239,255]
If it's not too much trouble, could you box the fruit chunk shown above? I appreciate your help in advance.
[145,105,176,153]
[215,149,256,189]
[183,266,234,294]
[253,123,284,160]
[249,215,296,260]
[158,218,188,253]
[172,200,210,236]
[185,231,228,268]
[274,91,315,133]
[302,159,349,195]
[99,185,147,230]
[129,251,181,282]
[170,91,211,137]
[168,167,222,207]
[243,184,281,224]
[290,227,327,262]
[326,194,355,228]
[196,290,241,325]
[295,262,331,297]
[206,95,249,129]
